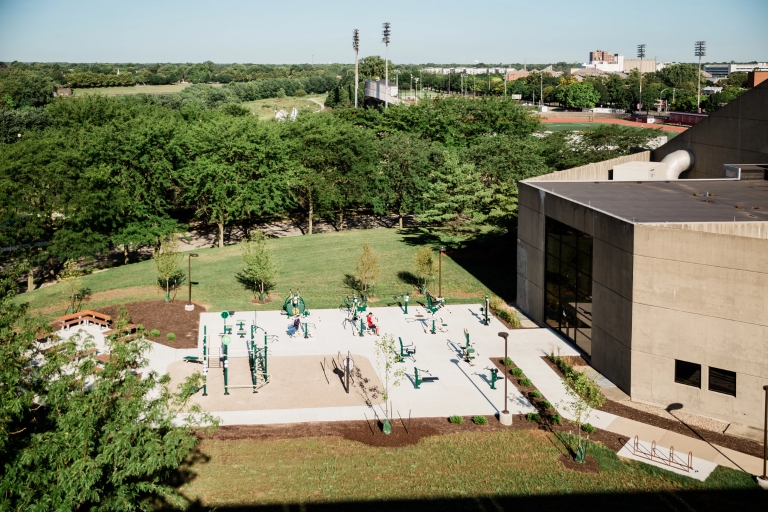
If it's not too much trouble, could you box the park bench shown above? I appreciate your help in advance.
[56,310,112,330]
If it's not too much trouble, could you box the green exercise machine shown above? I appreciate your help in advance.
[479,295,491,326]
[284,290,309,317]
[486,367,500,390]
[413,367,439,389]
[425,290,446,334]
[461,328,477,365]
[343,294,367,320]
[394,292,410,314]
[396,337,416,363]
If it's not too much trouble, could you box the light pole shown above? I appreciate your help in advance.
[187,253,199,308]
[540,72,543,108]
[659,88,668,113]
[695,41,706,113]
[498,331,512,425]
[761,384,768,486]
[438,246,445,298]
[637,44,646,114]
[382,22,391,108]
[353,29,360,108]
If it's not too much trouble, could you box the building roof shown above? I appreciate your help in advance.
[527,177,768,223]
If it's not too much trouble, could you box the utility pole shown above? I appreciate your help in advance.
[540,72,543,108]
[695,41,706,113]
[637,44,646,114]
[353,29,360,108]
[382,22,391,108]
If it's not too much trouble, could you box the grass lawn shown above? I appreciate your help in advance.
[242,94,327,120]
[24,228,509,319]
[174,430,759,510]
[71,83,223,97]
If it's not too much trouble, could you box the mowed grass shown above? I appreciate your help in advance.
[176,430,758,508]
[24,228,495,318]
[71,83,223,97]
[242,94,327,120]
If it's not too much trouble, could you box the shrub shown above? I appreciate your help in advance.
[489,297,521,328]
[547,348,606,407]
[550,413,562,425]
[136,324,144,330]
[539,400,552,410]
[472,415,488,425]
[526,413,540,423]
[529,390,542,399]
[501,357,514,367]
[166,332,176,342]
[510,367,524,377]
[582,423,596,434]
[519,378,532,387]
[294,88,307,97]
[150,329,161,338]
[449,415,463,424]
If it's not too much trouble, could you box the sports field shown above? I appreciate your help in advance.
[243,94,328,120]
[23,227,510,319]
[71,83,223,97]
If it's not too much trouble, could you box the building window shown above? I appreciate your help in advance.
[544,217,593,356]
[709,367,736,396]
[674,360,701,388]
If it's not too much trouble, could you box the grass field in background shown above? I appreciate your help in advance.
[242,94,327,120]
[23,228,502,319]
[176,430,758,509]
[71,83,223,97]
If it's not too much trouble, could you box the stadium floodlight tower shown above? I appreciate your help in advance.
[382,22,391,108]
[695,40,706,113]
[353,29,360,108]
[637,44,646,114]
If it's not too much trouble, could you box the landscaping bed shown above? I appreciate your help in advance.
[96,300,206,348]
[540,355,765,459]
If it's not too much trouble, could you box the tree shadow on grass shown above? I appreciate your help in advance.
[396,271,419,288]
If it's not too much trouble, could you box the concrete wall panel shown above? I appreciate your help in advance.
[591,325,631,393]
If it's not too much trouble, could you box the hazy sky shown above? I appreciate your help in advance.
[1,0,766,64]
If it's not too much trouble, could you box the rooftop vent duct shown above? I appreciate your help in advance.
[661,150,694,179]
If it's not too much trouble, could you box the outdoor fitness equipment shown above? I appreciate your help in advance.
[343,294,367,321]
[486,367,500,390]
[479,295,491,325]
[284,290,309,317]
[396,337,416,363]
[425,290,446,334]
[461,328,477,365]
[394,292,410,314]
[413,367,439,389]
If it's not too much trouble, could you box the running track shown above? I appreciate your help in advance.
[540,117,688,133]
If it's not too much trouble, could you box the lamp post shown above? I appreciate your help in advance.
[637,44,646,114]
[382,22,391,108]
[438,246,445,298]
[498,331,512,425]
[187,253,199,310]
[695,41,706,113]
[353,29,360,108]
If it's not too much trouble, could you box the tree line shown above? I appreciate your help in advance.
[0,92,665,291]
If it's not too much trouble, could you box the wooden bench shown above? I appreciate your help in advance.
[56,310,112,330]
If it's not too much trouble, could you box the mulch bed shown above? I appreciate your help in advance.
[95,300,206,349]
[540,355,765,459]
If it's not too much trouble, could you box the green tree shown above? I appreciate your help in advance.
[373,333,406,433]
[554,81,601,109]
[413,246,436,294]
[0,69,53,108]
[355,243,381,300]
[358,55,387,79]
[418,151,490,246]
[720,71,748,89]
[0,265,217,510]
[57,259,83,314]
[153,235,184,302]
[237,230,279,301]
[373,132,432,228]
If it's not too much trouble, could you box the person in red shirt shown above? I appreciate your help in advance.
[366,312,380,335]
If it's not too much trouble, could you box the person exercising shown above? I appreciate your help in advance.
[366,312,380,335]
[292,316,301,337]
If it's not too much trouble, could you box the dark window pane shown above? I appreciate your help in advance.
[546,253,559,274]
[675,360,701,388]
[578,250,592,276]
[577,273,592,298]
[709,367,736,396]
[561,263,577,289]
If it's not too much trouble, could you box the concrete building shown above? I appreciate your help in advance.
[582,51,624,73]
[623,58,657,74]
[705,62,768,80]
[515,79,768,430]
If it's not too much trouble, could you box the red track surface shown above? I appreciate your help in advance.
[541,117,688,133]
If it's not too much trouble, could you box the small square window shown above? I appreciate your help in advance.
[709,367,736,396]
[675,360,701,388]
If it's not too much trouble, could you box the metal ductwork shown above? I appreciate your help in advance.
[661,150,694,179]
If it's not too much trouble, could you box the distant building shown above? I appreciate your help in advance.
[702,86,723,95]
[581,50,624,73]
[505,70,530,81]
[704,62,768,80]
[656,62,679,72]
[747,71,768,88]
[623,59,657,74]
[364,80,399,106]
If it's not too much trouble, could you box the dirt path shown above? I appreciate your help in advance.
[308,98,325,111]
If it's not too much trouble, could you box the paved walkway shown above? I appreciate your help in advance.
[540,117,688,133]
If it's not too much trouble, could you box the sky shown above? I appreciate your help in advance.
[1,0,766,65]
